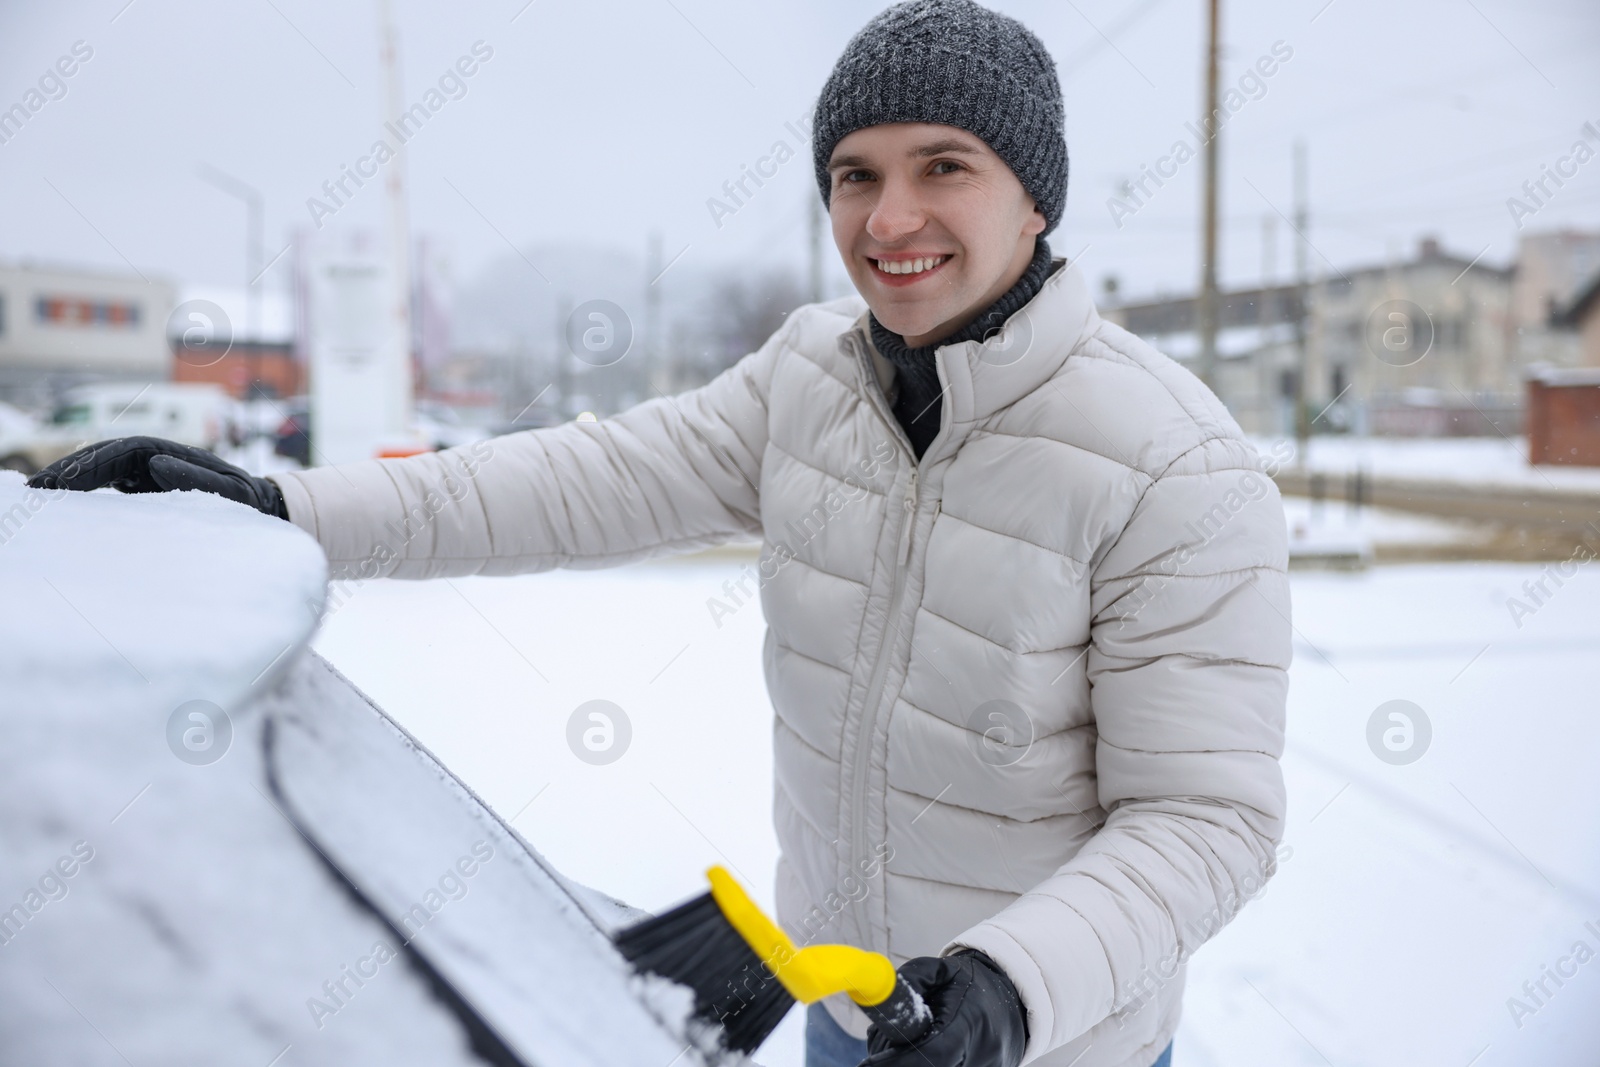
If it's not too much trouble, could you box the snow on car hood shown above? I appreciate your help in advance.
[0,472,728,1066]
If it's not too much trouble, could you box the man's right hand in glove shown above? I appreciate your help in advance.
[26,436,290,522]
[864,949,1029,1067]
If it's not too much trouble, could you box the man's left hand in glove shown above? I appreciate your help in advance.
[26,436,290,521]
[863,948,1029,1066]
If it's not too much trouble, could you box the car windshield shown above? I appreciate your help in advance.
[51,404,91,425]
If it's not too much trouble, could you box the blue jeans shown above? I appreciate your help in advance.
[804,1003,1174,1067]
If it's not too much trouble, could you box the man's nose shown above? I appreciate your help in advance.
[865,177,927,245]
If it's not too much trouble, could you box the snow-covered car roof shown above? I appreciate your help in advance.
[0,472,724,1066]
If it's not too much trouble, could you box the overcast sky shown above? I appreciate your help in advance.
[1,0,1596,311]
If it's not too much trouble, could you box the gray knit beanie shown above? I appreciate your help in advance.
[811,0,1068,235]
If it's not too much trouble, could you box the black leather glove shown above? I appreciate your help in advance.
[27,436,290,521]
[864,949,1028,1067]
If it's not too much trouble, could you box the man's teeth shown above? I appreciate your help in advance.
[874,255,948,276]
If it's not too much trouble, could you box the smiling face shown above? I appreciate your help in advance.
[827,122,1047,348]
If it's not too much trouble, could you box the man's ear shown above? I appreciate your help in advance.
[1022,199,1047,237]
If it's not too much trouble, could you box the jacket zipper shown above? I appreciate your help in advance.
[847,330,932,953]
[896,472,918,566]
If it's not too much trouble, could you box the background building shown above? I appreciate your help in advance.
[1103,232,1600,439]
[0,262,176,409]
[168,283,301,401]
[1101,281,1305,436]
[1551,262,1600,368]
[1523,262,1600,467]
[170,338,301,400]
[1312,236,1515,436]
[1511,228,1600,369]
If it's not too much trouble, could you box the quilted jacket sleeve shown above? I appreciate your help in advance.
[267,329,782,581]
[943,434,1292,1063]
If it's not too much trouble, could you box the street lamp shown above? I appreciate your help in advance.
[196,163,264,395]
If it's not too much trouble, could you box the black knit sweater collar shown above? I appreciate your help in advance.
[868,238,1057,459]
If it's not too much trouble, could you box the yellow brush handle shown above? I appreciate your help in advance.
[706,865,897,1007]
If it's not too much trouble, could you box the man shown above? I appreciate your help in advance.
[33,2,1291,1065]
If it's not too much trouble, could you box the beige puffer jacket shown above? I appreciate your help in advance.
[270,257,1291,1067]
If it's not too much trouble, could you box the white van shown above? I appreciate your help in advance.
[0,382,237,475]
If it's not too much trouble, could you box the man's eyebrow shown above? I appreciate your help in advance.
[910,138,983,158]
[828,139,984,171]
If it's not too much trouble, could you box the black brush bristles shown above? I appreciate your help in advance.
[614,891,795,1054]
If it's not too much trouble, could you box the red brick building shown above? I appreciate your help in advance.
[172,339,302,400]
[1526,365,1600,466]
[1527,273,1600,466]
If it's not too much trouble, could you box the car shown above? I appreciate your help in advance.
[414,399,491,451]
[273,401,312,467]
[0,471,724,1066]
[0,382,236,475]
[273,400,491,469]
[487,408,564,438]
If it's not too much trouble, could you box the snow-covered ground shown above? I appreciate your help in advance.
[222,426,306,476]
[8,459,1593,1063]
[1253,434,1600,494]
[313,548,1600,1067]
[1281,495,1499,563]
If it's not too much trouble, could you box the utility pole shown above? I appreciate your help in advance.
[808,191,824,305]
[195,164,263,397]
[1260,213,1275,434]
[378,0,414,428]
[556,295,572,418]
[1195,0,1222,393]
[1260,214,1275,332]
[1292,139,1311,451]
[195,164,263,345]
[645,231,663,391]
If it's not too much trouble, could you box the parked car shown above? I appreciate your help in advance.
[0,382,236,475]
[0,473,719,1066]
[488,408,564,437]
[414,399,491,450]
[0,401,37,441]
[273,400,490,468]
[273,401,312,467]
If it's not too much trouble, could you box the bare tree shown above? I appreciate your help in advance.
[677,266,809,386]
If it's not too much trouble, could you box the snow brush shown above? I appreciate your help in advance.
[614,865,933,1055]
